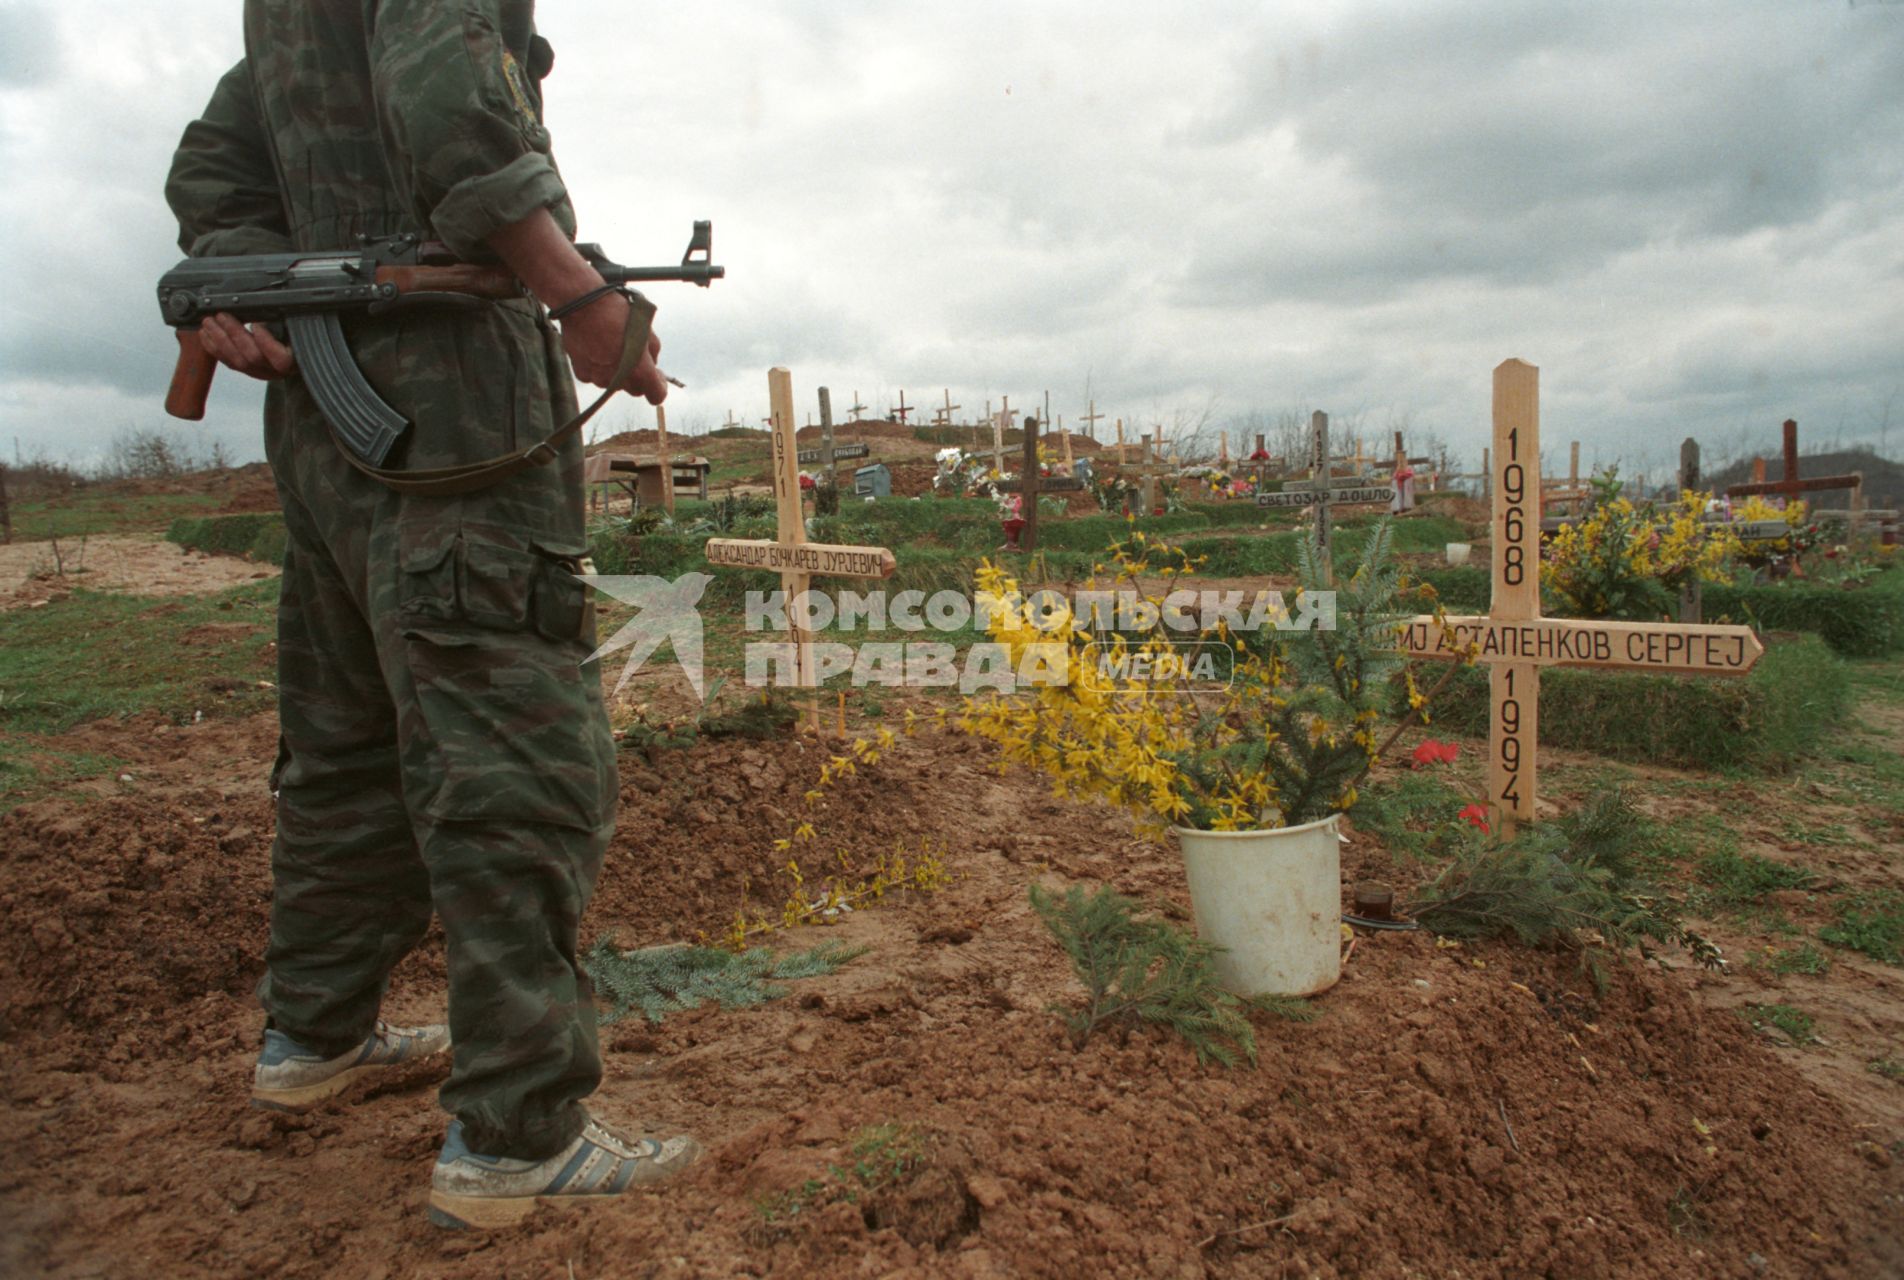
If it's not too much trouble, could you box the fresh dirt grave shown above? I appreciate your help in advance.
[3,705,1902,1278]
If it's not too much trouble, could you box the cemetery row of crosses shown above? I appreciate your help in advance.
[586,356,1893,850]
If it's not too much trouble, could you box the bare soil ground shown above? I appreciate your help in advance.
[2,706,1901,1278]
[0,534,279,611]
[2,467,1899,1276]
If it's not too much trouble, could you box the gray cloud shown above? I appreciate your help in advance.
[2,0,1901,479]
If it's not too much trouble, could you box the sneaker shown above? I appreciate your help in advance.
[427,1113,703,1230]
[251,1020,450,1111]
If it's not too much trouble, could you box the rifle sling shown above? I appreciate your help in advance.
[328,291,656,498]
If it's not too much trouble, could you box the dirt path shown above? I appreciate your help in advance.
[0,533,277,611]
[2,711,1899,1277]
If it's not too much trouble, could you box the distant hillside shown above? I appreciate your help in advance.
[1704,446,1903,511]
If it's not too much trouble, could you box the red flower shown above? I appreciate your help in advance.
[1458,803,1491,833]
[798,473,816,490]
[1409,739,1459,768]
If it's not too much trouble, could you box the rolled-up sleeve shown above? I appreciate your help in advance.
[368,0,575,259]
[164,59,293,257]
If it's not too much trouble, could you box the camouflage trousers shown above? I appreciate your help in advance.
[256,303,618,1160]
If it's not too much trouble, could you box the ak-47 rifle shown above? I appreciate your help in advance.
[158,221,723,468]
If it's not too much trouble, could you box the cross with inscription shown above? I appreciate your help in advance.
[706,368,897,729]
[796,387,870,483]
[1400,360,1765,834]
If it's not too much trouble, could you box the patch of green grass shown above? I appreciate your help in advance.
[11,490,225,540]
[1740,1002,1816,1046]
[0,581,278,730]
[0,581,279,809]
[1630,808,1739,876]
[1776,816,1857,848]
[1819,891,1904,966]
[1758,942,1832,976]
[1696,850,1819,906]
[755,1122,930,1224]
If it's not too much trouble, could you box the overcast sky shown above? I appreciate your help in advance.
[2,0,1901,480]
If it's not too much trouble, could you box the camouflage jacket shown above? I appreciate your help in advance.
[166,0,573,260]
[164,1,583,463]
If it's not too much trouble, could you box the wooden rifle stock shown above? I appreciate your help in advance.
[165,329,216,421]
[372,263,520,298]
[161,266,518,422]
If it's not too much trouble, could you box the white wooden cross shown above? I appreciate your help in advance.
[992,394,1012,474]
[722,410,742,431]
[1399,360,1765,834]
[705,368,897,729]
[848,391,867,422]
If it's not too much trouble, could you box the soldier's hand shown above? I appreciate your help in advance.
[560,293,667,405]
[199,313,296,381]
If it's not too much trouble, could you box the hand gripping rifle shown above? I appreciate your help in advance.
[157,221,723,482]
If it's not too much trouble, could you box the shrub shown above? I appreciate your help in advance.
[1417,634,1850,771]
[165,513,288,565]
[1703,577,1904,657]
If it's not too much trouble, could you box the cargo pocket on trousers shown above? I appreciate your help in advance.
[395,529,614,833]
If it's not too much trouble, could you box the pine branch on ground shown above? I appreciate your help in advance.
[1405,788,1723,969]
[585,939,869,1024]
[1029,882,1260,1067]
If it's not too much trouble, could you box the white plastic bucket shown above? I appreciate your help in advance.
[1173,816,1342,997]
[1445,542,1472,566]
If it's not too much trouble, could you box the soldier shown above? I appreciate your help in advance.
[165,1,700,1229]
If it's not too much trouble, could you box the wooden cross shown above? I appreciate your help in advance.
[1400,360,1764,835]
[656,404,676,511]
[1129,434,1174,514]
[935,388,960,429]
[1115,418,1126,465]
[1020,415,1043,551]
[1219,432,1230,465]
[705,368,897,731]
[1080,400,1105,441]
[993,394,1011,473]
[1257,412,1396,584]
[1679,437,1701,623]
[799,388,868,486]
[848,392,867,422]
[1726,419,1862,506]
[1059,416,1074,470]
[722,410,742,431]
[890,390,912,424]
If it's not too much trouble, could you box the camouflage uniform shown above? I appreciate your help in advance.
[165,1,618,1161]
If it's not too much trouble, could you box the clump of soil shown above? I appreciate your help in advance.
[1,723,1897,1278]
